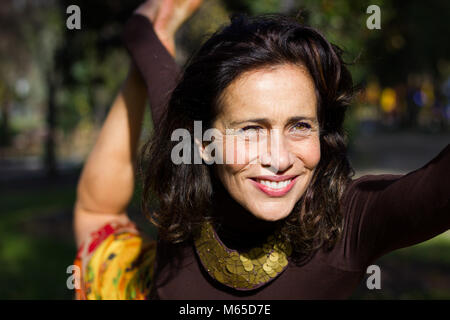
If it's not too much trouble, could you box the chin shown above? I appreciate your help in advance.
[249,203,296,222]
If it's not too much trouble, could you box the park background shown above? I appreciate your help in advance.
[0,0,449,299]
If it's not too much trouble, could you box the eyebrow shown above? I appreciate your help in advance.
[228,116,318,127]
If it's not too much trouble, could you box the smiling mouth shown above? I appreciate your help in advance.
[249,175,299,196]
[256,179,292,189]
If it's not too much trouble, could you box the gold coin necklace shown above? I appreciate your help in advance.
[194,220,292,291]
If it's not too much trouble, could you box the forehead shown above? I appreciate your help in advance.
[217,64,318,122]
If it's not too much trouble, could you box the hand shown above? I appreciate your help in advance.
[135,0,203,56]
[153,0,203,38]
[134,0,163,22]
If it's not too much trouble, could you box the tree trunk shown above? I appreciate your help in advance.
[44,72,58,178]
[0,99,11,147]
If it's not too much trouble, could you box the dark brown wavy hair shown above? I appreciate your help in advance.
[141,13,355,263]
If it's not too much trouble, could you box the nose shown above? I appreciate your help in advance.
[260,129,295,173]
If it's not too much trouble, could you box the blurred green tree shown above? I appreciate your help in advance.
[1,0,447,176]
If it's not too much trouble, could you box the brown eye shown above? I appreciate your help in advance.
[290,122,312,136]
[240,126,263,136]
[292,122,311,130]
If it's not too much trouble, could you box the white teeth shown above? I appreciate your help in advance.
[258,179,292,189]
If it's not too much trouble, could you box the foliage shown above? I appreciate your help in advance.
[1,0,449,160]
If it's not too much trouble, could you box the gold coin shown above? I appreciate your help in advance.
[236,264,245,274]
[226,262,237,274]
[278,256,288,267]
[263,263,272,273]
[243,263,254,272]
[235,277,245,287]
[214,270,225,282]
[274,264,283,273]
[253,264,262,272]
[266,259,276,268]
[239,254,249,262]
[230,251,239,260]
[242,272,251,282]
[268,270,277,278]
[256,273,265,283]
[269,251,279,261]
[258,255,267,264]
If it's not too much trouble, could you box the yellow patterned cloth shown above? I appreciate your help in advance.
[74,222,156,300]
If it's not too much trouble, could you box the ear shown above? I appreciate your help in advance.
[195,128,224,164]
[194,137,213,163]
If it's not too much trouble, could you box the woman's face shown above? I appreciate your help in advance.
[206,64,321,221]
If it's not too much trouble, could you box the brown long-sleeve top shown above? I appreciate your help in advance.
[75,14,450,300]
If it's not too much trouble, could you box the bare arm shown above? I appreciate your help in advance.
[73,0,203,248]
[74,65,146,247]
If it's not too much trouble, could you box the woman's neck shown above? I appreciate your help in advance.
[211,183,278,251]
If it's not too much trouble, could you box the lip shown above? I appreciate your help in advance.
[249,175,299,197]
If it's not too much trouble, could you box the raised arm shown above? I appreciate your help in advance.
[74,0,202,247]
[124,0,202,123]
[74,65,147,247]
[341,144,450,268]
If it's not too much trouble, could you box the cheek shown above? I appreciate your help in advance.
[219,135,256,165]
[213,136,250,189]
[292,136,321,168]
[310,137,321,166]
[217,163,244,178]
[215,163,247,197]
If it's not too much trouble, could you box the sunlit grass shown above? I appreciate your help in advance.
[0,184,77,299]
[351,231,450,299]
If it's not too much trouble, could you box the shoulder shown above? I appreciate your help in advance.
[341,173,402,210]
[341,143,450,209]
[74,221,157,300]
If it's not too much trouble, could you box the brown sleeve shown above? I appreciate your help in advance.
[122,14,181,124]
[341,144,450,268]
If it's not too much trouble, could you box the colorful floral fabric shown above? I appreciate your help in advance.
[74,222,156,300]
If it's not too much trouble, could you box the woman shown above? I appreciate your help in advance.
[73,0,450,299]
